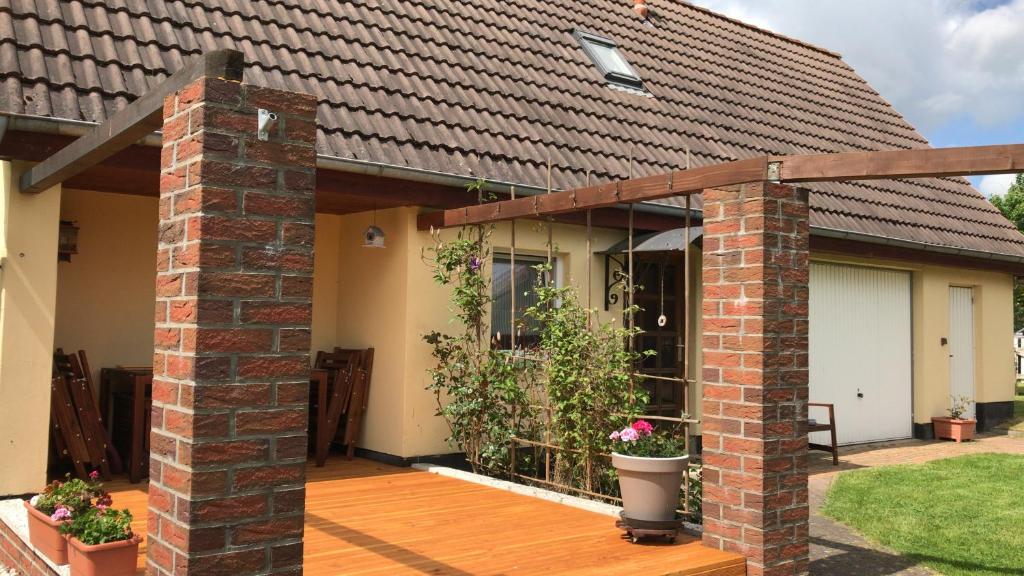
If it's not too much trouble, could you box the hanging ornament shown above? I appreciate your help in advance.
[657,260,668,327]
[363,205,386,248]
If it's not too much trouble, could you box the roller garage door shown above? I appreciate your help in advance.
[809,262,913,445]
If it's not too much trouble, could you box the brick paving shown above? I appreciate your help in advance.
[806,432,1024,575]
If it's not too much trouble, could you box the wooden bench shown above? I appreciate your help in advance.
[808,402,838,466]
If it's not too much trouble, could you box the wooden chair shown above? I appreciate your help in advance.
[311,347,374,466]
[52,349,120,478]
[808,402,839,466]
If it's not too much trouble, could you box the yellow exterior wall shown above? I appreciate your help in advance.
[54,190,158,383]
[329,209,626,458]
[0,161,61,495]
[811,250,1016,423]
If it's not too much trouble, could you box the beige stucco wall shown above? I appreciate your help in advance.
[810,250,1016,424]
[330,210,626,458]
[54,190,158,383]
[0,161,61,495]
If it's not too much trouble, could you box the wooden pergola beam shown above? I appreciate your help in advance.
[432,143,1024,228]
[18,49,244,194]
[436,157,767,228]
[771,143,1024,182]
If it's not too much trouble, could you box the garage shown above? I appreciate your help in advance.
[809,261,913,445]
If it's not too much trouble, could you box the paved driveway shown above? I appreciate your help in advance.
[807,433,1024,575]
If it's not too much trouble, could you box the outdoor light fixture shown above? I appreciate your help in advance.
[58,220,79,262]
[362,207,385,248]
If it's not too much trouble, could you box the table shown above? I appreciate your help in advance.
[99,367,152,483]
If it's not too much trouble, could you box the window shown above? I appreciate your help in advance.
[491,254,554,349]
[574,29,644,91]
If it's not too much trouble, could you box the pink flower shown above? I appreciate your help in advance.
[619,427,640,442]
[50,506,71,522]
[609,431,620,440]
[97,504,108,513]
[88,470,99,480]
[631,420,654,436]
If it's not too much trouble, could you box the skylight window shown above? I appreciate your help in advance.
[574,30,644,92]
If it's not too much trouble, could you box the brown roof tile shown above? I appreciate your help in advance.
[0,0,1022,257]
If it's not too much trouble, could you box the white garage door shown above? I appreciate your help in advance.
[809,262,912,445]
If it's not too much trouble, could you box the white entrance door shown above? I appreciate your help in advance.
[809,262,913,445]
[948,287,976,418]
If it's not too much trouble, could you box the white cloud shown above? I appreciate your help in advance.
[691,0,1024,131]
[977,173,1017,197]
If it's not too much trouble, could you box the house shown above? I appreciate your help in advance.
[1016,329,1024,378]
[0,3,1021,573]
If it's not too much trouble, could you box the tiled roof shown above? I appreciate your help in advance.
[1,0,1022,257]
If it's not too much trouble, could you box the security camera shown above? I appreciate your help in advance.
[257,108,278,141]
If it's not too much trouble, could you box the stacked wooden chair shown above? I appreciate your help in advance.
[310,348,374,466]
[50,349,120,479]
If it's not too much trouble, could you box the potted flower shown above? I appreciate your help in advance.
[24,471,104,564]
[62,505,140,576]
[932,395,976,442]
[610,420,688,522]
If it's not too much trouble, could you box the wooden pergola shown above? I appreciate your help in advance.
[428,145,1024,228]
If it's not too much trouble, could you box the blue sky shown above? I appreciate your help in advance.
[691,0,1024,198]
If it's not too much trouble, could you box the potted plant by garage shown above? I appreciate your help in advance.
[932,395,976,442]
[62,504,140,576]
[24,471,104,565]
[610,420,689,522]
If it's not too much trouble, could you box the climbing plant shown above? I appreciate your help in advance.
[422,181,538,476]
[525,265,649,492]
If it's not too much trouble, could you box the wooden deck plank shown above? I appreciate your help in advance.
[106,458,745,575]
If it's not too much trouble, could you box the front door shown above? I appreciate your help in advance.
[948,286,976,418]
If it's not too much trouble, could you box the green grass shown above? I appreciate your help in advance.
[822,453,1024,576]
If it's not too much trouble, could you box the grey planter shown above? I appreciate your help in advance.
[612,453,689,522]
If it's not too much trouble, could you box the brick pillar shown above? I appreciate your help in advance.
[149,75,317,575]
[700,182,810,576]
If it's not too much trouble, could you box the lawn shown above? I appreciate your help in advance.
[822,453,1024,576]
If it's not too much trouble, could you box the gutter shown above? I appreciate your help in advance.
[6,114,1024,266]
[5,114,693,220]
[811,226,1024,266]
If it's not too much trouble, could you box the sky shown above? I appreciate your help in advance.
[689,0,1024,198]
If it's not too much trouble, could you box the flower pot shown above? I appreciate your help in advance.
[67,535,141,576]
[23,500,68,565]
[932,417,976,442]
[612,453,689,522]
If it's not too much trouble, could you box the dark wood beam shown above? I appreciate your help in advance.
[18,49,243,194]
[434,158,767,228]
[416,206,688,232]
[773,144,1024,182]
[811,235,1024,276]
[431,143,1024,228]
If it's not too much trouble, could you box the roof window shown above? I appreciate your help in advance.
[573,30,644,92]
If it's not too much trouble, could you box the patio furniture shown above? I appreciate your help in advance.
[311,348,374,466]
[51,349,117,479]
[99,367,153,483]
[808,402,839,466]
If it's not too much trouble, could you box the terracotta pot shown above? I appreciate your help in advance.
[612,453,689,522]
[932,417,976,442]
[23,500,68,565]
[67,535,141,576]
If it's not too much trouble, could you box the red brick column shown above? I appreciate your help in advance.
[149,75,317,575]
[700,182,810,576]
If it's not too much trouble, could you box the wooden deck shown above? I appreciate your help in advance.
[107,458,745,575]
